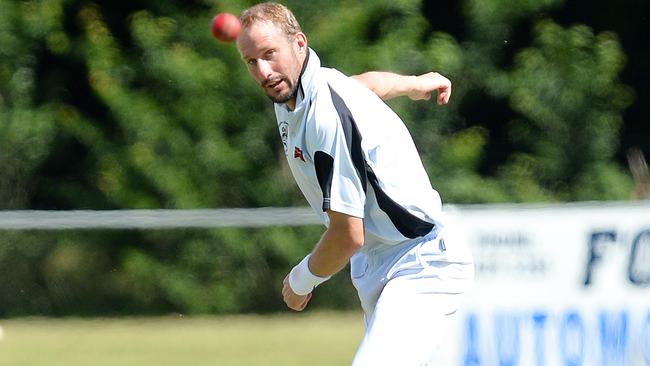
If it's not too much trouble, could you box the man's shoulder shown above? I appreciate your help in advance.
[309,67,370,106]
[306,66,385,129]
[306,69,338,110]
[316,67,358,91]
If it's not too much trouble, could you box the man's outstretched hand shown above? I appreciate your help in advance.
[352,71,452,103]
[406,72,452,105]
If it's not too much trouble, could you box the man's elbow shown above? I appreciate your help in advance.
[328,224,364,253]
[347,230,365,251]
[326,211,365,252]
[351,73,384,98]
[341,220,365,253]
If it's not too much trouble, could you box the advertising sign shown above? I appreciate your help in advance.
[447,202,650,366]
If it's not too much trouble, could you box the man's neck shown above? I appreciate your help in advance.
[287,98,296,111]
[287,51,310,111]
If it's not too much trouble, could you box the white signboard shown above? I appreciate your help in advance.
[446,202,650,366]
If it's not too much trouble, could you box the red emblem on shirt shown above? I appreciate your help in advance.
[294,146,305,162]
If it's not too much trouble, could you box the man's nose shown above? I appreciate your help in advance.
[256,59,272,79]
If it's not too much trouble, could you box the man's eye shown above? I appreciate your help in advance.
[247,59,257,66]
[265,50,275,59]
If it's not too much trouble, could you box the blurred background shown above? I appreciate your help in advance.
[0,0,648,365]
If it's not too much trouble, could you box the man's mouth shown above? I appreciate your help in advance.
[265,78,283,89]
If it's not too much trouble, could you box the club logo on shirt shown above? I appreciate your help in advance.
[294,146,306,162]
[279,121,289,153]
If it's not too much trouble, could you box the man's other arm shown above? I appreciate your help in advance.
[282,210,363,311]
[351,71,451,105]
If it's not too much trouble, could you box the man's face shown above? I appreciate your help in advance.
[237,21,306,106]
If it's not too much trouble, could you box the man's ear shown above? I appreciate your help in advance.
[295,32,308,54]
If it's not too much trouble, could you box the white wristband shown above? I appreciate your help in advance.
[288,254,331,296]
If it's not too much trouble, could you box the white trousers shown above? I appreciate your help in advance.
[350,231,474,366]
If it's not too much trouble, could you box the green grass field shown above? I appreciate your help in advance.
[0,312,364,366]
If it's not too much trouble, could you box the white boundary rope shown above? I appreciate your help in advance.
[0,202,646,230]
[0,208,321,230]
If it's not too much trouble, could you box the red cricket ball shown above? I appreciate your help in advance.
[211,12,241,43]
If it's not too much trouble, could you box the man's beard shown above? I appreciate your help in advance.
[264,78,299,104]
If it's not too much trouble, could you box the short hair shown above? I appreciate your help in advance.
[239,2,302,39]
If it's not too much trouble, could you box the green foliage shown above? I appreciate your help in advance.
[493,21,633,200]
[0,0,62,208]
[0,0,638,316]
[0,227,328,317]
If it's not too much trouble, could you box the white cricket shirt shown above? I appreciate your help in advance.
[275,49,443,247]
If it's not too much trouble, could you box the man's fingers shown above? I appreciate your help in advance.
[437,91,447,105]
[444,84,452,103]
[281,274,313,311]
[281,276,289,296]
[437,85,451,105]
[286,293,311,311]
[298,293,312,311]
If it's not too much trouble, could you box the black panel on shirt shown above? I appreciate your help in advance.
[366,166,434,238]
[327,85,368,192]
[326,85,434,239]
[314,151,334,211]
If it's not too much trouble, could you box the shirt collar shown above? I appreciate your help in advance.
[277,48,320,112]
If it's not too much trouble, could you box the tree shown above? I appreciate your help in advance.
[0,0,639,316]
